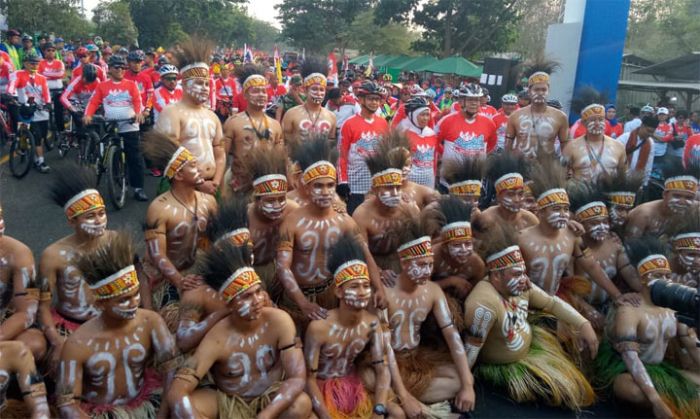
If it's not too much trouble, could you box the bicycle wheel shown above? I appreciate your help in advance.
[9,128,35,178]
[106,144,127,209]
[81,131,100,171]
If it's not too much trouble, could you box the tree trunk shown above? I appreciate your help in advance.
[443,4,453,58]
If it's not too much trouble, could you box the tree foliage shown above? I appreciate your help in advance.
[348,9,417,55]
[2,0,94,40]
[92,1,139,46]
[626,0,700,61]
[375,0,522,58]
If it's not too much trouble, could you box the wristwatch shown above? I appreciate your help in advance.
[373,403,388,417]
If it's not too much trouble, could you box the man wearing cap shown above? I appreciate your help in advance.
[20,34,41,62]
[38,42,66,135]
[152,63,182,123]
[493,93,518,152]
[214,62,238,121]
[505,66,570,158]
[1,30,23,70]
[125,50,154,121]
[562,102,627,182]
[71,46,106,82]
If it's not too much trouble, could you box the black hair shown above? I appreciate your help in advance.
[327,232,367,276]
[77,231,134,287]
[206,195,249,244]
[485,152,527,184]
[598,169,643,198]
[666,205,700,240]
[236,63,266,87]
[422,195,473,237]
[624,235,668,267]
[290,134,333,171]
[49,162,99,208]
[570,86,608,116]
[442,155,485,185]
[396,210,428,249]
[628,106,640,116]
[141,130,182,171]
[528,156,568,200]
[475,224,519,262]
[521,53,560,79]
[300,57,327,79]
[244,146,288,183]
[641,115,660,129]
[327,88,341,100]
[566,180,604,213]
[171,36,213,70]
[199,240,253,292]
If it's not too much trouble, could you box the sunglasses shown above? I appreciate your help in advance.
[162,76,177,82]
[111,65,126,70]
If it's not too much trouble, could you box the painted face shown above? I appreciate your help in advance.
[584,218,610,241]
[103,288,140,320]
[500,264,530,296]
[498,188,524,213]
[75,207,108,237]
[233,283,265,321]
[402,160,412,180]
[643,271,672,287]
[608,205,629,227]
[341,278,372,309]
[403,256,433,285]
[0,212,4,237]
[664,190,695,214]
[585,117,606,135]
[543,204,570,229]
[528,83,548,104]
[307,83,326,105]
[377,185,402,208]
[177,159,204,186]
[447,239,473,264]
[307,178,335,208]
[677,249,700,274]
[185,78,210,104]
[257,194,287,220]
[246,85,268,108]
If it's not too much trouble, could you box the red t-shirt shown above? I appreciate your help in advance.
[215,77,238,100]
[266,84,286,104]
[684,134,700,168]
[339,114,389,193]
[492,111,509,150]
[608,121,623,139]
[478,104,498,119]
[124,69,154,109]
[38,58,65,89]
[71,62,106,82]
[405,128,440,187]
[436,112,497,158]
[233,91,248,113]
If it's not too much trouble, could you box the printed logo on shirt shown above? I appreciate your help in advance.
[354,132,380,157]
[106,90,133,107]
[412,144,434,168]
[453,132,485,155]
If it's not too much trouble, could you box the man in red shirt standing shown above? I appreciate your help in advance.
[71,46,106,82]
[338,81,389,214]
[436,83,497,189]
[38,42,65,134]
[492,93,518,152]
[84,55,148,201]
[152,64,182,123]
[214,63,238,121]
[124,50,154,123]
[266,67,286,107]
[478,87,498,119]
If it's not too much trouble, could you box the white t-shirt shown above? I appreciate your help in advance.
[618,132,654,185]
[624,117,641,133]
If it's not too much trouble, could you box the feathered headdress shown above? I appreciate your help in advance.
[49,163,105,220]
[395,211,433,262]
[290,134,337,185]
[142,130,194,179]
[300,57,328,88]
[521,53,560,86]
[77,231,139,300]
[442,155,485,198]
[206,194,250,247]
[172,36,213,79]
[422,195,473,241]
[236,63,266,92]
[598,169,643,209]
[199,240,259,302]
[528,156,569,210]
[570,86,608,121]
[475,224,523,272]
[485,152,527,195]
[625,235,671,279]
[327,232,369,288]
[244,146,288,197]
[566,180,608,222]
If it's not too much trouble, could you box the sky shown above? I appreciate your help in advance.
[82,0,282,28]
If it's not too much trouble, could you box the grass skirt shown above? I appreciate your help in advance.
[475,325,595,411]
[317,374,372,419]
[395,346,448,399]
[217,381,281,418]
[593,340,700,418]
[81,368,162,419]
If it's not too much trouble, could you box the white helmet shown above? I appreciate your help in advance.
[501,93,518,104]
[159,64,179,76]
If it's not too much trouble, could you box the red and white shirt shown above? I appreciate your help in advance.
[215,77,237,100]
[85,79,142,133]
[71,61,106,82]
[125,69,154,110]
[153,84,183,120]
[8,70,51,121]
[492,111,509,152]
[0,60,14,94]
[405,126,440,187]
[60,76,98,111]
[653,122,674,156]
[339,114,389,194]
[478,104,498,119]
[266,84,286,105]
[38,58,65,90]
[436,112,497,185]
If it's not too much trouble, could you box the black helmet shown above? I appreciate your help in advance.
[82,63,97,83]
[157,55,170,66]
[355,80,382,97]
[23,53,41,64]
[109,54,127,68]
[127,49,145,62]
[405,96,430,114]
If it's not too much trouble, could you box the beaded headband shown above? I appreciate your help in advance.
[486,245,525,272]
[664,176,698,194]
[180,62,209,80]
[672,233,700,252]
[89,265,140,300]
[449,180,482,197]
[528,71,550,86]
[334,259,370,288]
[536,188,569,209]
[243,74,267,92]
[575,201,608,222]
[304,72,327,88]
[165,146,195,179]
[253,174,288,197]
[581,104,605,120]
[605,192,636,208]
[220,267,261,302]
[494,173,524,194]
[397,236,433,262]
[637,254,671,277]
[302,161,336,185]
[64,189,105,220]
[441,221,472,242]
[371,169,403,188]
[218,228,251,248]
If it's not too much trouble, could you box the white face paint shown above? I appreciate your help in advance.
[378,190,402,208]
[586,119,606,135]
[405,260,433,285]
[666,197,692,214]
[505,266,529,296]
[185,79,209,104]
[310,186,333,208]
[343,288,370,309]
[588,221,610,241]
[260,200,286,220]
[609,206,626,227]
[402,164,411,179]
[546,209,569,229]
[80,220,107,237]
[678,250,700,274]
[110,294,139,320]
[308,84,325,104]
[447,241,473,263]
[500,196,520,213]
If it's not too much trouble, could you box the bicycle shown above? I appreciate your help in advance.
[84,116,134,209]
[0,94,16,150]
[8,101,42,178]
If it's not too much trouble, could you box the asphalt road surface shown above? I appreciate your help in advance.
[1,150,648,418]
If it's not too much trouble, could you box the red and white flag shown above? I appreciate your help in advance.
[327,51,338,85]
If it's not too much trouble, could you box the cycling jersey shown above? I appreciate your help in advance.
[0,51,15,71]
[153,84,183,120]
[215,77,238,100]
[71,62,106,82]
[436,112,496,185]
[0,60,14,94]
[404,125,440,187]
[492,111,509,152]
[38,58,65,90]
[478,104,498,119]
[85,79,142,133]
[125,69,154,110]
[7,70,51,122]
[684,134,700,168]
[653,122,674,156]
[60,76,98,111]
[338,114,389,194]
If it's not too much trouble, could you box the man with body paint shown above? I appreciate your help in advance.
[441,155,485,213]
[305,233,400,419]
[277,136,387,326]
[463,225,597,411]
[625,167,699,239]
[165,242,312,419]
[0,204,46,362]
[666,206,700,289]
[154,38,225,196]
[282,58,337,143]
[597,169,644,235]
[383,131,440,210]
[141,131,217,319]
[57,232,179,418]
[223,64,283,197]
[0,341,49,418]
[505,57,570,158]
[562,93,626,182]
[594,236,700,419]
[39,165,113,376]
[380,215,476,418]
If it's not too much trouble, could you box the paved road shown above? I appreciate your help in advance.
[1,149,644,418]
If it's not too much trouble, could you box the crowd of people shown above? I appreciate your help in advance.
[0,29,699,419]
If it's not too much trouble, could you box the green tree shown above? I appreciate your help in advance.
[375,0,522,58]
[349,9,417,55]
[276,0,372,53]
[248,19,282,52]
[92,0,138,46]
[2,0,93,40]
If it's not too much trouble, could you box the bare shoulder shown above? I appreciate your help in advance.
[264,306,296,329]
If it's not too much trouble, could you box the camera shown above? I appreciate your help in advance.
[650,280,700,330]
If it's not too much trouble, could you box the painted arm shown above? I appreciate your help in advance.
[144,215,184,290]
[212,120,226,188]
[558,113,570,149]
[281,110,294,140]
[37,255,64,374]
[574,242,622,301]
[57,340,89,419]
[352,225,387,309]
[259,313,306,418]
[150,313,180,392]
[370,321,390,407]
[462,297,496,368]
[1,251,37,341]
[304,323,332,419]
[175,300,229,353]
[504,113,517,150]
[617,243,642,292]
[166,342,218,418]
[9,341,49,419]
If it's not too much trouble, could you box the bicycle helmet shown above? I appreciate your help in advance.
[425,89,437,100]
[159,64,178,76]
[117,47,129,56]
[23,53,41,64]
[85,44,99,53]
[102,46,113,55]
[108,54,127,67]
[457,83,484,98]
[157,55,169,66]
[93,36,104,46]
[127,49,145,62]
[21,34,32,42]
[382,73,393,82]
[501,93,518,104]
[82,63,97,83]
[355,80,382,97]
[409,85,426,97]
[76,46,88,58]
[404,96,430,114]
